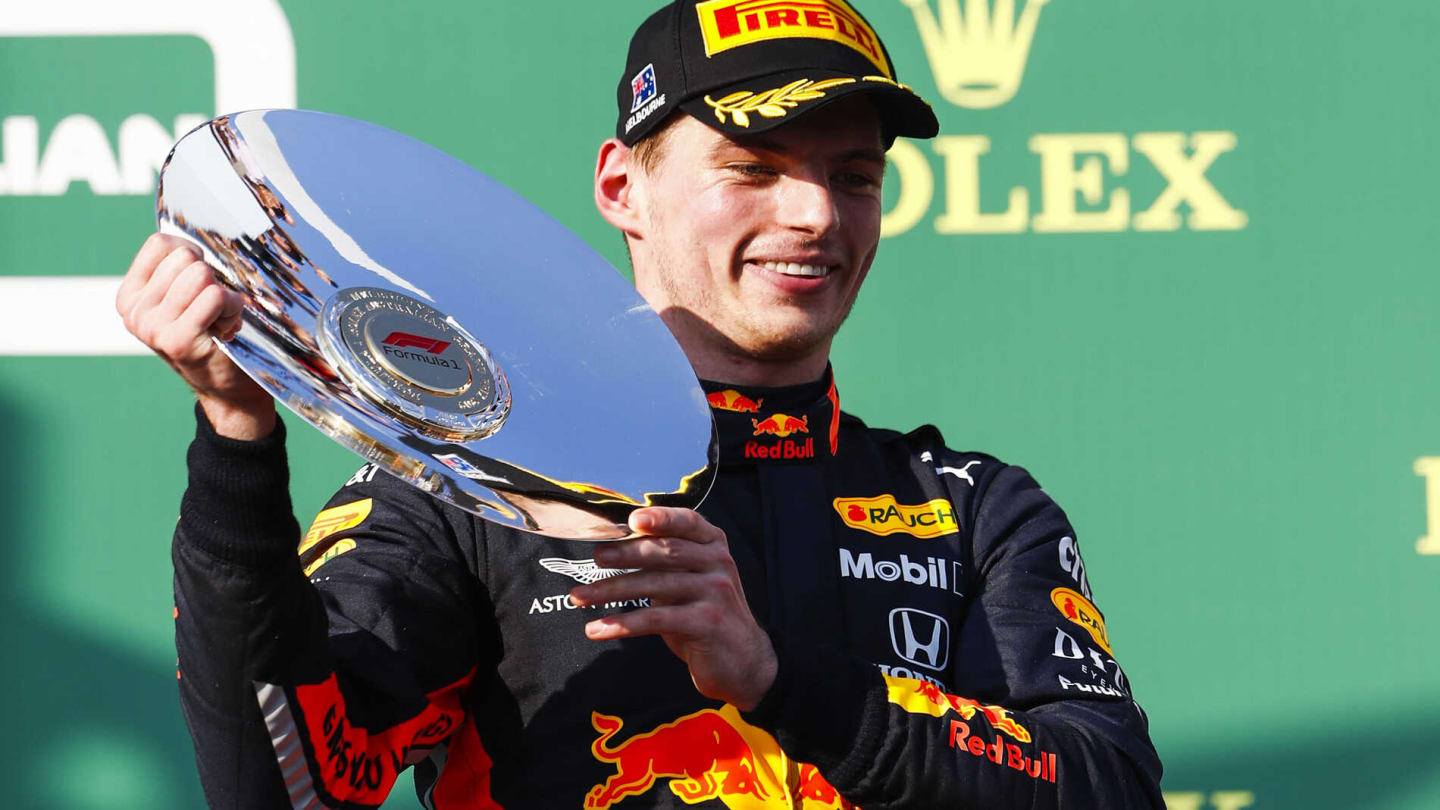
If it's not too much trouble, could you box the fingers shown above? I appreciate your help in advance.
[571,568,737,608]
[577,509,774,708]
[583,604,704,641]
[211,286,247,341]
[173,284,242,346]
[629,507,727,545]
[116,233,183,312]
[120,246,192,340]
[117,232,242,359]
[594,533,731,574]
[157,259,218,324]
[135,265,225,359]
[582,510,737,609]
[131,244,202,323]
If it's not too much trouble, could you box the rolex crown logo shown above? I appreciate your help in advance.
[900,0,1051,109]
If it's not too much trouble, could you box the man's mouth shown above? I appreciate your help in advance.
[760,260,832,278]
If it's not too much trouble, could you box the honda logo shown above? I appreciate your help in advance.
[889,607,950,671]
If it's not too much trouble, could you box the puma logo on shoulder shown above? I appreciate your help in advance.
[920,451,980,486]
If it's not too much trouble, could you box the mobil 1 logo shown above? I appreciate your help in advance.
[839,546,963,596]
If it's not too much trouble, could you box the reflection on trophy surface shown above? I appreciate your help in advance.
[158,109,716,539]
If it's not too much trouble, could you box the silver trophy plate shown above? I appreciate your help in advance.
[156,110,716,539]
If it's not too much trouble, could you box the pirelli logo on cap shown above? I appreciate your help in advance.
[695,0,892,78]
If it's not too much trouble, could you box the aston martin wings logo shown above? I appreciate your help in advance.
[899,0,1051,109]
[538,558,638,584]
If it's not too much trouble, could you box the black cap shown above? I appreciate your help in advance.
[616,0,939,146]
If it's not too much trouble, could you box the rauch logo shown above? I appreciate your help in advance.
[833,495,959,538]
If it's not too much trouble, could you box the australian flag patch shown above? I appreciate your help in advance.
[630,64,658,113]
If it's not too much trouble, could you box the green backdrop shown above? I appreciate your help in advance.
[2,1,1436,808]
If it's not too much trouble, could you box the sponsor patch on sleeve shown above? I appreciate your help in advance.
[883,673,1032,742]
[298,498,371,575]
[884,674,1058,784]
[1050,587,1111,654]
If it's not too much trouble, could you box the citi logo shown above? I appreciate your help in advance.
[900,0,1051,109]
[382,331,451,354]
[839,548,962,595]
[889,607,950,671]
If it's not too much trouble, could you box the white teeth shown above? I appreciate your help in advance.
[761,261,829,277]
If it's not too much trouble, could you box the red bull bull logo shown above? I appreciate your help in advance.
[751,413,808,437]
[586,710,768,809]
[708,389,765,413]
[745,413,814,460]
[586,706,854,809]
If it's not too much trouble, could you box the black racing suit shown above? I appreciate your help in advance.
[174,372,1164,809]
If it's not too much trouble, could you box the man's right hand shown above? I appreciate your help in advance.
[117,233,276,440]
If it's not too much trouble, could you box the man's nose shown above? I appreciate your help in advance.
[775,173,839,237]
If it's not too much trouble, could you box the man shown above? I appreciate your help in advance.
[118,1,1164,807]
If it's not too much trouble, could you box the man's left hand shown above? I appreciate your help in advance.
[570,507,776,711]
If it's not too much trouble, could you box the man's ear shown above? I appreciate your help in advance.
[594,138,644,240]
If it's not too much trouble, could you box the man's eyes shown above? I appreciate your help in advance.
[835,170,879,189]
[722,163,879,190]
[727,163,777,178]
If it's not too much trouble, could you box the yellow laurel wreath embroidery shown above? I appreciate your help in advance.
[704,78,856,128]
[862,75,917,94]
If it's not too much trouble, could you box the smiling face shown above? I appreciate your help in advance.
[603,97,886,385]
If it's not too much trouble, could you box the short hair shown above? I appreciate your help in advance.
[628,113,681,176]
[621,114,681,267]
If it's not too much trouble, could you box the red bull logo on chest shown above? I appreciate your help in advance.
[745,412,814,460]
[751,413,808,437]
[586,710,767,808]
[585,705,854,809]
[708,389,765,413]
